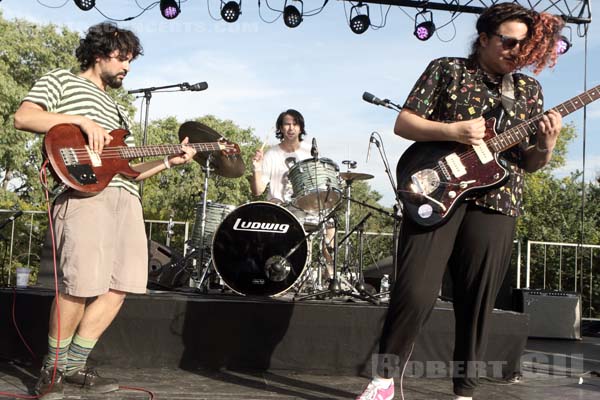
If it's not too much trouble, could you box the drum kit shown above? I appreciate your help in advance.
[163,121,383,302]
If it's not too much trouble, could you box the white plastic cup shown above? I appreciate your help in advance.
[16,267,31,288]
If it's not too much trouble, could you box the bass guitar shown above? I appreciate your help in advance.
[43,123,240,194]
[396,84,600,228]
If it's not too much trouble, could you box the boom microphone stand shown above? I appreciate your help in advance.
[362,91,403,284]
[128,81,208,198]
[368,131,403,287]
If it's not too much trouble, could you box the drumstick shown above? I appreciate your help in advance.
[260,134,269,151]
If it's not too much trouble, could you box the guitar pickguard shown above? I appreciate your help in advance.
[66,164,97,185]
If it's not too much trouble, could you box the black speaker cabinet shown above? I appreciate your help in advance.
[147,240,178,281]
[513,289,581,340]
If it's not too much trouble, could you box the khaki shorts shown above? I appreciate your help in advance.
[52,187,148,297]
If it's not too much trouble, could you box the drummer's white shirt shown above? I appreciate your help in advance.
[261,140,312,203]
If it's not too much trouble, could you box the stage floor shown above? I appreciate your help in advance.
[1,349,599,400]
[1,288,599,399]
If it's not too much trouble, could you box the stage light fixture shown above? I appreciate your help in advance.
[160,0,180,19]
[413,11,436,41]
[556,35,571,55]
[74,0,95,11]
[283,0,303,28]
[349,3,370,35]
[221,1,241,23]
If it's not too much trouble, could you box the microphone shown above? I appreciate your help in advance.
[362,92,388,107]
[311,138,319,160]
[362,92,400,110]
[0,210,23,230]
[186,82,208,92]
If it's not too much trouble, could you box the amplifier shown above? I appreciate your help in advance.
[513,289,581,340]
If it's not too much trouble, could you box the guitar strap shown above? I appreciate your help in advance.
[500,73,516,114]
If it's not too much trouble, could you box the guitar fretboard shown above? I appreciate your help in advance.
[489,84,600,152]
[120,142,223,158]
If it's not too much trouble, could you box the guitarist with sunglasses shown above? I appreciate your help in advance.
[14,23,196,399]
[357,3,563,400]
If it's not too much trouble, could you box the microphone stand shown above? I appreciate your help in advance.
[129,82,193,198]
[370,131,403,288]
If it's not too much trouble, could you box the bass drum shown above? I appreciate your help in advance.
[212,202,308,296]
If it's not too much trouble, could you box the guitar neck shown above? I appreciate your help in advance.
[490,83,600,153]
[120,142,222,159]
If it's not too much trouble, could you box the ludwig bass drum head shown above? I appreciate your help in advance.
[212,202,308,296]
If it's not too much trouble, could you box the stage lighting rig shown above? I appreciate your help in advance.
[349,3,370,34]
[221,0,242,23]
[413,10,435,41]
[160,0,181,19]
[74,0,95,11]
[283,0,303,28]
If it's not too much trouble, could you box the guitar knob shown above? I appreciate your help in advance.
[448,191,456,199]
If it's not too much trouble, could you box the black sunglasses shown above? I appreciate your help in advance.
[491,33,527,50]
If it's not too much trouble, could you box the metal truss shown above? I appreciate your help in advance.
[349,1,591,24]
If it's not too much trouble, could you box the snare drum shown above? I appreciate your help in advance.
[212,202,309,296]
[191,201,235,264]
[288,158,342,212]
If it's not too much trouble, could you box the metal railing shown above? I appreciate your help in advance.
[522,240,600,319]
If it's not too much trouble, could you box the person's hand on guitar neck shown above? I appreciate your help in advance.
[165,136,197,167]
[523,109,562,172]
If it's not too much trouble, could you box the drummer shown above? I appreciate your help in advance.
[250,109,335,281]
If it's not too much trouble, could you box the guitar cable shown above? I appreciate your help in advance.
[3,162,154,399]
[14,160,155,399]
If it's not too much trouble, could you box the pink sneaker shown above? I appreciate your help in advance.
[356,381,394,400]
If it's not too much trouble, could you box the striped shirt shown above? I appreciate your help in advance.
[23,68,139,197]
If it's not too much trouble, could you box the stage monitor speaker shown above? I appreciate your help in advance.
[148,240,179,281]
[513,289,581,340]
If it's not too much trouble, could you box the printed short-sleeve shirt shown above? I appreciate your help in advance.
[403,57,544,217]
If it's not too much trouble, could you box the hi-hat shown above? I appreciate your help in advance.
[178,121,245,178]
[339,172,374,182]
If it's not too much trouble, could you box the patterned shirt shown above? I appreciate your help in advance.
[403,57,544,217]
[23,68,139,197]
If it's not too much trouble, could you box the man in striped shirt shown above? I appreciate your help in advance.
[14,22,196,399]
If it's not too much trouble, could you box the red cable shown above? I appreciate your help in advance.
[0,161,60,399]
[1,160,154,400]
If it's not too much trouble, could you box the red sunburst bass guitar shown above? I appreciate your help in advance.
[396,84,600,228]
[43,123,240,194]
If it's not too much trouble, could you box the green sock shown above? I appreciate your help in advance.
[66,334,98,374]
[43,335,73,372]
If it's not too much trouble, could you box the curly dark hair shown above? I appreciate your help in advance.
[75,22,143,71]
[469,2,564,75]
[275,109,307,141]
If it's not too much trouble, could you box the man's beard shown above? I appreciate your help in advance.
[103,72,125,89]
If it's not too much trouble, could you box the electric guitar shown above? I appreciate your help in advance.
[43,123,240,194]
[396,84,600,228]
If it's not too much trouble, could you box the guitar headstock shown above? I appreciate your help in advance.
[218,138,241,156]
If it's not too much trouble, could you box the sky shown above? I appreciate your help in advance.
[1,0,599,207]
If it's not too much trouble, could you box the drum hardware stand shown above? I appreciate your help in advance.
[336,212,379,303]
[292,204,378,304]
[193,155,216,292]
[340,160,357,277]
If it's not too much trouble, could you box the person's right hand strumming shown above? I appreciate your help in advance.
[79,117,113,154]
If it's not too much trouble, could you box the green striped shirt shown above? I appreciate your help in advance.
[24,68,139,197]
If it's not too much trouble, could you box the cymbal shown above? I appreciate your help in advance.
[178,121,245,178]
[339,172,374,182]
